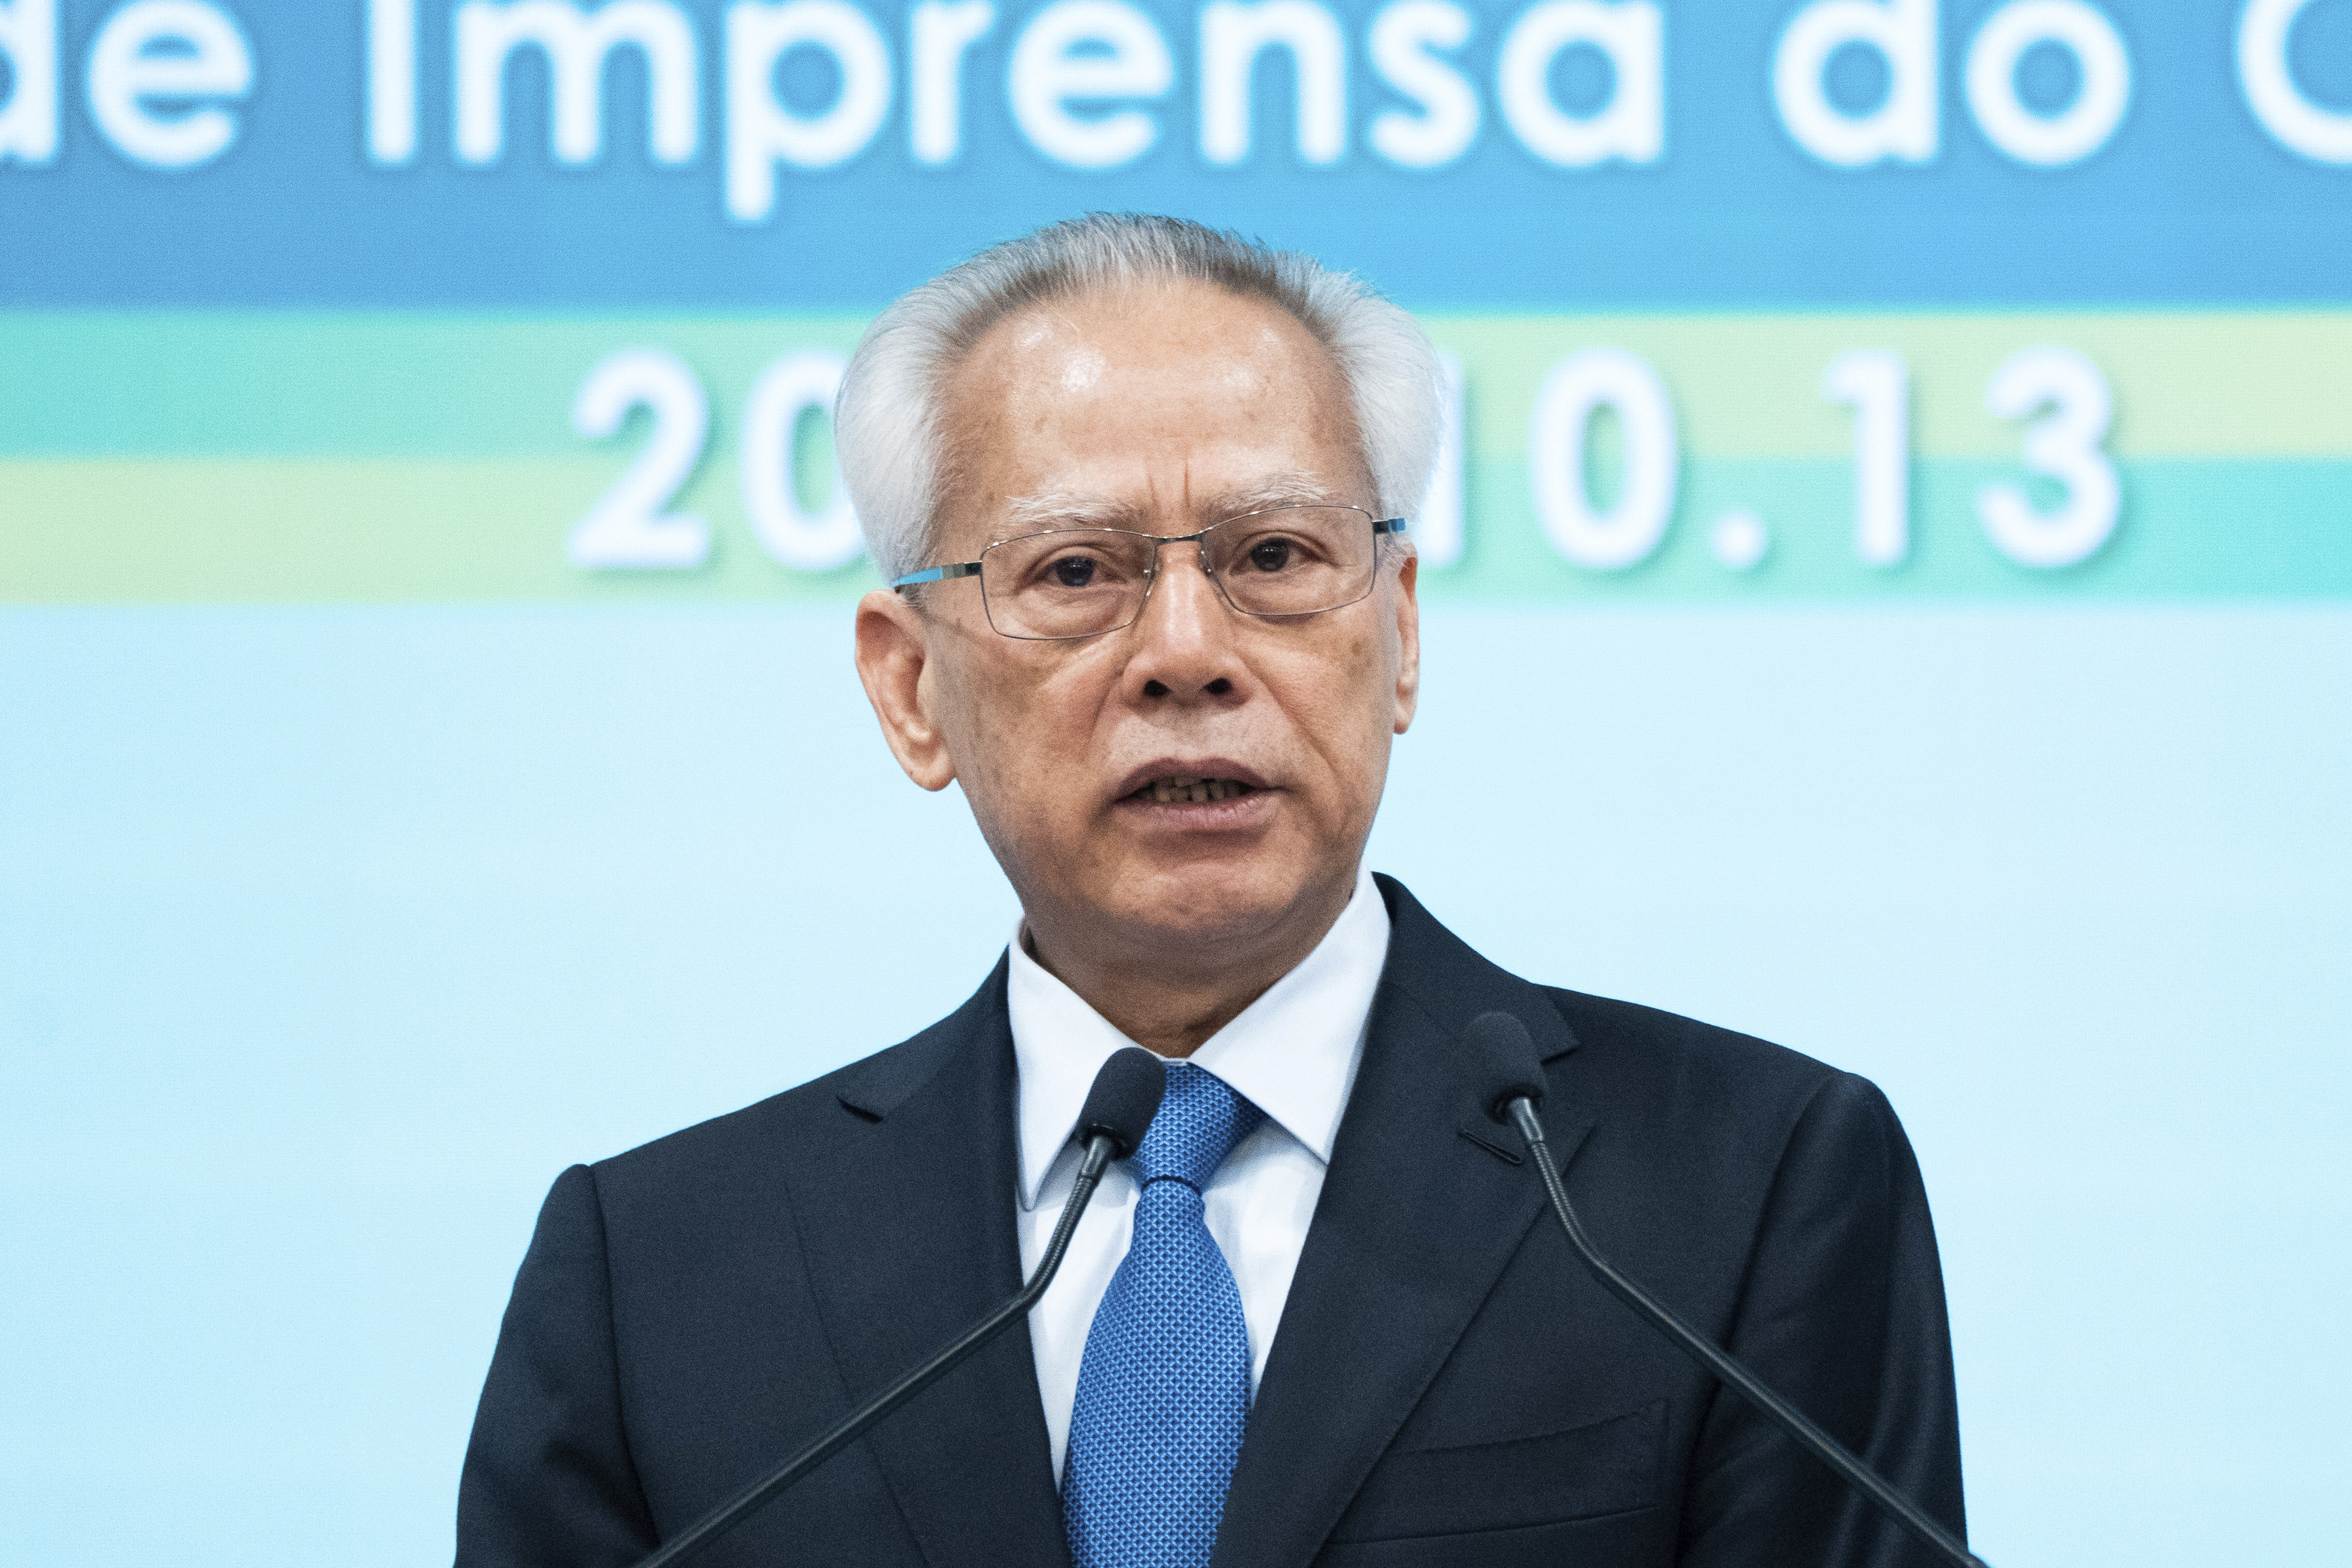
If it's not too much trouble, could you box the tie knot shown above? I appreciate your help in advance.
[1127,1062,1264,1191]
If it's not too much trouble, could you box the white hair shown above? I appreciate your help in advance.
[834,213,1443,583]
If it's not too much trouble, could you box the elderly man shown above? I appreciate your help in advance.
[457,215,1965,1568]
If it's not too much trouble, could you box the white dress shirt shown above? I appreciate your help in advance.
[1009,863,1391,1483]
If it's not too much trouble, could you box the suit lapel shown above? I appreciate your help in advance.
[782,961,1069,1568]
[1213,878,1585,1568]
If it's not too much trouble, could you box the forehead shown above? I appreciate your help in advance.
[934,280,1367,544]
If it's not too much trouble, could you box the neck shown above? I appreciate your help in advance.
[1022,872,1359,1057]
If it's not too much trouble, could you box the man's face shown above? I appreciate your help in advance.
[856,280,1420,966]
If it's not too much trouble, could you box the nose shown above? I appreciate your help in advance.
[1127,541,1244,703]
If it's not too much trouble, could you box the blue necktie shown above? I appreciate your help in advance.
[1062,1061,1267,1568]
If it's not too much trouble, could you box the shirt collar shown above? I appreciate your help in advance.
[1007,863,1391,1211]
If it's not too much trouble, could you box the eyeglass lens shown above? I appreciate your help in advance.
[979,507,1380,641]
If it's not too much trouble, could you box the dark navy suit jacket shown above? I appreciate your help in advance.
[457,877,1965,1567]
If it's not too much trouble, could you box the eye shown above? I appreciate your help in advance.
[1247,538,1294,573]
[1049,554,1099,588]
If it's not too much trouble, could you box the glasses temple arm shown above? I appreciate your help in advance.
[888,561,984,589]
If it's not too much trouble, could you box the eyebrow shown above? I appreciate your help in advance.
[1218,473,1347,515]
[999,491,1148,532]
[997,472,1347,537]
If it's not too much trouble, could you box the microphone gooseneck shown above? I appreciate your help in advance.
[631,1048,1168,1568]
[1465,1011,1991,1568]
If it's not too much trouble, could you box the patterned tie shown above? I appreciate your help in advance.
[1062,1061,1268,1568]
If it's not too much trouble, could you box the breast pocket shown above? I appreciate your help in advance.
[1325,1399,1666,1546]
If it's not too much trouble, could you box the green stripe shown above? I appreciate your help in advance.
[0,459,864,602]
[1449,457,2352,601]
[1430,311,2352,460]
[5,455,2344,602]
[0,315,870,459]
[6,309,2351,461]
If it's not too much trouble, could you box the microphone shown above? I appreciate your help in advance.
[632,1045,1168,1568]
[1460,1012,1990,1568]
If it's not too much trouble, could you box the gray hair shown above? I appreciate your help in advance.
[834,213,1443,582]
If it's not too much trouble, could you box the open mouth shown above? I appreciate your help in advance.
[1129,775,1260,805]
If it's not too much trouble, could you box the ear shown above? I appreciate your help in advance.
[854,589,957,791]
[1390,550,1422,736]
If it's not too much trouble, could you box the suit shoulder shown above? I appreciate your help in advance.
[1375,876,1881,1129]
[586,962,1004,1202]
[1531,986,1913,1230]
[1536,983,1885,1125]
[584,1040,946,1213]
[567,1066,825,1225]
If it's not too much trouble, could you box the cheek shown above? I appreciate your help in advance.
[1331,618,1397,721]
[943,649,1110,804]
[1270,625,1396,794]
[931,650,1015,792]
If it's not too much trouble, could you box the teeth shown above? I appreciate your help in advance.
[1143,775,1249,803]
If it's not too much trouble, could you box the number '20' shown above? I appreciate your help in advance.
[567,348,864,573]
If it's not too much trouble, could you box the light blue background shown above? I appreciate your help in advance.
[4,603,2346,1567]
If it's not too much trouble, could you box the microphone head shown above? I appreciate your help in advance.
[1462,1011,1546,1123]
[1078,1046,1167,1160]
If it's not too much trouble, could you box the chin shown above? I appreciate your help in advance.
[1100,856,1325,944]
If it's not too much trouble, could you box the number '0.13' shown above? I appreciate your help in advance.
[1525,344,2120,575]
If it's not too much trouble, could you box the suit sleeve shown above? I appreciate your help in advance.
[456,1164,660,1568]
[1676,1073,1966,1568]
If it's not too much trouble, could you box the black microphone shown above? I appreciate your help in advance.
[632,1045,1168,1568]
[1460,1011,1990,1568]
